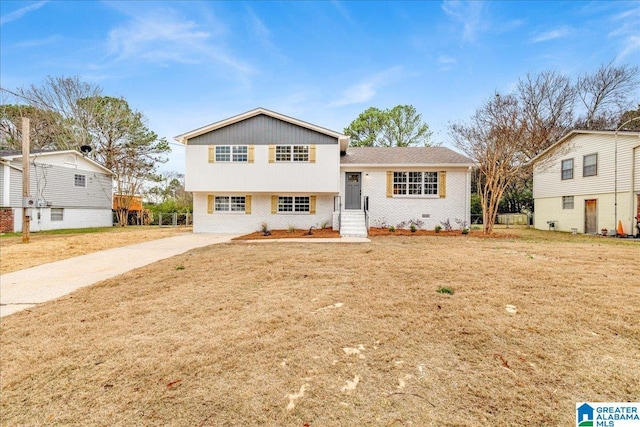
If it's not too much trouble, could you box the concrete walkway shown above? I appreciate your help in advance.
[0,233,238,318]
[0,234,371,318]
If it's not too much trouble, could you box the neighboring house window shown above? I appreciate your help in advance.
[214,196,246,212]
[276,145,309,162]
[215,146,247,162]
[561,159,574,180]
[74,174,86,187]
[51,208,64,221]
[562,196,574,209]
[393,172,438,195]
[583,153,597,177]
[278,196,310,212]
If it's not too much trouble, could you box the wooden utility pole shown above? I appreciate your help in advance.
[22,117,30,243]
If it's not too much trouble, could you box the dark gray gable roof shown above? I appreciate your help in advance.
[175,108,349,150]
[187,113,340,146]
[341,147,474,166]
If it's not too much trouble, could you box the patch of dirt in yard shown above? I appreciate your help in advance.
[233,227,340,240]
[0,226,189,274]
[1,232,638,425]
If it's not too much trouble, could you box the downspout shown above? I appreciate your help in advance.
[466,166,472,227]
[631,141,640,235]
[2,163,10,206]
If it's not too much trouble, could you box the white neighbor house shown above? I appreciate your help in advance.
[531,130,640,235]
[0,150,114,232]
[175,108,474,236]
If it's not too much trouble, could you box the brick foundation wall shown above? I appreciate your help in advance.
[0,208,14,233]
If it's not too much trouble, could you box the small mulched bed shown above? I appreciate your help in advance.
[233,228,519,240]
[368,228,520,238]
[232,228,340,240]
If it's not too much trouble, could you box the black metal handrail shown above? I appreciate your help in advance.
[363,196,369,236]
[334,195,342,231]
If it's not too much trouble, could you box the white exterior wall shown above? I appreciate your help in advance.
[13,207,113,232]
[185,145,340,193]
[192,192,335,234]
[30,152,108,173]
[533,132,640,233]
[534,192,634,234]
[339,166,471,230]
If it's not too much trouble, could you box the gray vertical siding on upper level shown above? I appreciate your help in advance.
[188,114,339,146]
[7,161,112,209]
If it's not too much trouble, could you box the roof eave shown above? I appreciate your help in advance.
[174,107,348,144]
[340,162,477,168]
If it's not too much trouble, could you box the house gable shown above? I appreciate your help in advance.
[188,114,339,146]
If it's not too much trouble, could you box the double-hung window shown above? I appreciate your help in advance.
[214,196,246,212]
[51,208,64,221]
[393,172,438,196]
[278,196,310,213]
[583,153,597,177]
[561,159,574,180]
[562,196,574,209]
[215,146,247,162]
[276,145,309,162]
[74,174,86,188]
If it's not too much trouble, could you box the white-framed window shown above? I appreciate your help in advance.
[51,208,64,221]
[215,146,248,162]
[583,153,597,177]
[561,158,574,180]
[562,196,574,210]
[278,196,310,212]
[74,174,86,188]
[276,145,309,162]
[393,171,438,196]
[214,196,246,212]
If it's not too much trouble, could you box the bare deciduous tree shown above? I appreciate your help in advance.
[14,75,103,148]
[451,94,526,233]
[575,62,640,129]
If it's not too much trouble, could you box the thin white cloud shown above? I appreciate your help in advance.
[617,35,640,61]
[14,34,61,48]
[437,55,457,71]
[607,6,640,60]
[330,66,403,107]
[106,9,253,74]
[531,26,572,43]
[441,0,486,43]
[0,0,48,25]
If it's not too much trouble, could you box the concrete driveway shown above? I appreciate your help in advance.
[0,233,238,317]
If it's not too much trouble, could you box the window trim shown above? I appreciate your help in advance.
[215,145,248,163]
[277,196,310,213]
[583,153,597,177]
[275,145,309,162]
[74,174,87,188]
[561,158,574,180]
[214,195,246,213]
[392,171,439,197]
[51,208,64,221]
[562,196,574,210]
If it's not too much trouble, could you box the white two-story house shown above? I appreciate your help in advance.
[531,130,640,235]
[175,108,474,236]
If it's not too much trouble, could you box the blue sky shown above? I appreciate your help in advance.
[1,0,639,173]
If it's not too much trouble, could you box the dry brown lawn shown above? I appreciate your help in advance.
[1,229,639,426]
[0,226,189,274]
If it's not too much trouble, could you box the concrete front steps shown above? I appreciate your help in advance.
[339,210,368,237]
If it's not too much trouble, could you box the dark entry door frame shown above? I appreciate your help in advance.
[345,172,362,210]
[585,199,597,234]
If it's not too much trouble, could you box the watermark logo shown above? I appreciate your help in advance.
[576,402,640,427]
